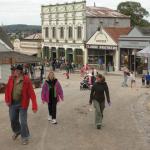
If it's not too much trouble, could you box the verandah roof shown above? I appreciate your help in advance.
[0,51,42,64]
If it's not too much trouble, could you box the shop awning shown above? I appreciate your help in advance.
[137,46,150,57]
[0,51,42,64]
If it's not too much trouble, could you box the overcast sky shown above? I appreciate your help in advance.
[0,0,150,25]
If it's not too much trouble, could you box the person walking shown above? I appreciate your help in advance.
[41,71,64,124]
[65,62,70,79]
[40,64,44,82]
[5,65,38,145]
[129,71,136,88]
[122,67,129,87]
[89,74,111,129]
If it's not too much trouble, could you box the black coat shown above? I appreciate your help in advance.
[90,81,110,104]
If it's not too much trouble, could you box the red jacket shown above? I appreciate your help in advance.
[5,75,38,111]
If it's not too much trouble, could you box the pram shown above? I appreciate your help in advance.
[80,75,91,90]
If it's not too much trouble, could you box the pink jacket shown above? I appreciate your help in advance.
[41,80,64,103]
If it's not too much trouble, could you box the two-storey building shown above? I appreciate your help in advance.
[41,1,130,66]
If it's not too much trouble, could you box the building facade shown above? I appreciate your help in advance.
[119,27,150,73]
[14,33,42,57]
[86,26,131,71]
[41,1,130,66]
[0,27,13,83]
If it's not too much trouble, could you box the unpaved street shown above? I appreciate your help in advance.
[0,73,150,150]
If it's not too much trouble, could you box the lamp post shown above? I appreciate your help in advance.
[132,49,137,76]
[104,50,107,74]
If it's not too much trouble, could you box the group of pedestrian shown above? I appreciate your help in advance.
[5,65,63,145]
[121,67,136,88]
[4,64,111,145]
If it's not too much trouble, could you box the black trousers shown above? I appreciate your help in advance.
[48,98,57,119]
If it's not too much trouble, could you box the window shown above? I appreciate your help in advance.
[68,26,73,39]
[60,27,64,39]
[52,27,56,39]
[77,26,82,39]
[45,27,49,38]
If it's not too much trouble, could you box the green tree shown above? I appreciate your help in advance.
[117,1,150,27]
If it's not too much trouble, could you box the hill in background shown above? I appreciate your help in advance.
[1,24,41,40]
[3,24,41,33]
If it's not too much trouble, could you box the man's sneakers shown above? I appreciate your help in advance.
[51,119,57,124]
[12,133,20,140]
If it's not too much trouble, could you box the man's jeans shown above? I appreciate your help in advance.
[9,104,30,140]
[93,100,105,127]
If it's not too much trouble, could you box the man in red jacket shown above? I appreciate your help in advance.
[5,65,38,145]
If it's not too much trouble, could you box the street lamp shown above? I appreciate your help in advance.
[104,50,107,74]
[132,49,137,76]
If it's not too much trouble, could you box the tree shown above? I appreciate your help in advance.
[117,1,150,27]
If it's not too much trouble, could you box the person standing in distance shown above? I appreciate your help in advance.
[41,71,64,124]
[5,65,38,145]
[89,74,111,129]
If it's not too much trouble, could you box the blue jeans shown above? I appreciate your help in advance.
[9,104,30,140]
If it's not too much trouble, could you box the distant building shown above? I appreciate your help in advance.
[86,26,131,71]
[0,27,13,83]
[41,1,130,65]
[14,33,42,57]
[119,26,150,73]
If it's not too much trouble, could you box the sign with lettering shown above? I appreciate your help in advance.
[86,44,117,50]
[87,29,117,48]
[49,43,83,48]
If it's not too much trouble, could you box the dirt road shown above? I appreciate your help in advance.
[0,73,149,150]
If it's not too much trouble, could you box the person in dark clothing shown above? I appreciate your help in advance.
[89,74,111,129]
[142,75,145,86]
[41,71,64,124]
[65,62,70,79]
[91,72,96,86]
[40,64,44,81]
[52,59,56,71]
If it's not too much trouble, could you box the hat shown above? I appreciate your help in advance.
[16,64,23,71]
[10,65,16,71]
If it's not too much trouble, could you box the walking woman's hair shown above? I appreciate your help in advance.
[47,70,55,80]
[96,74,105,82]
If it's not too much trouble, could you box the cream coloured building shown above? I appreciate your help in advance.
[14,33,42,57]
[41,1,130,68]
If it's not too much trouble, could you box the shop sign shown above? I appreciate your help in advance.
[49,43,83,48]
[86,44,117,50]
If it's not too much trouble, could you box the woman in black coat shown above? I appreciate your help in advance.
[89,74,111,129]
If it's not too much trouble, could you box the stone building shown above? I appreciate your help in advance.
[41,1,130,65]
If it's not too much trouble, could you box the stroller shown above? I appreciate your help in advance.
[80,75,90,90]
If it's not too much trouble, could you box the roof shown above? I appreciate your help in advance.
[0,26,14,49]
[0,39,12,52]
[0,51,42,64]
[86,6,130,18]
[24,33,42,40]
[104,27,132,43]
[137,27,150,36]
